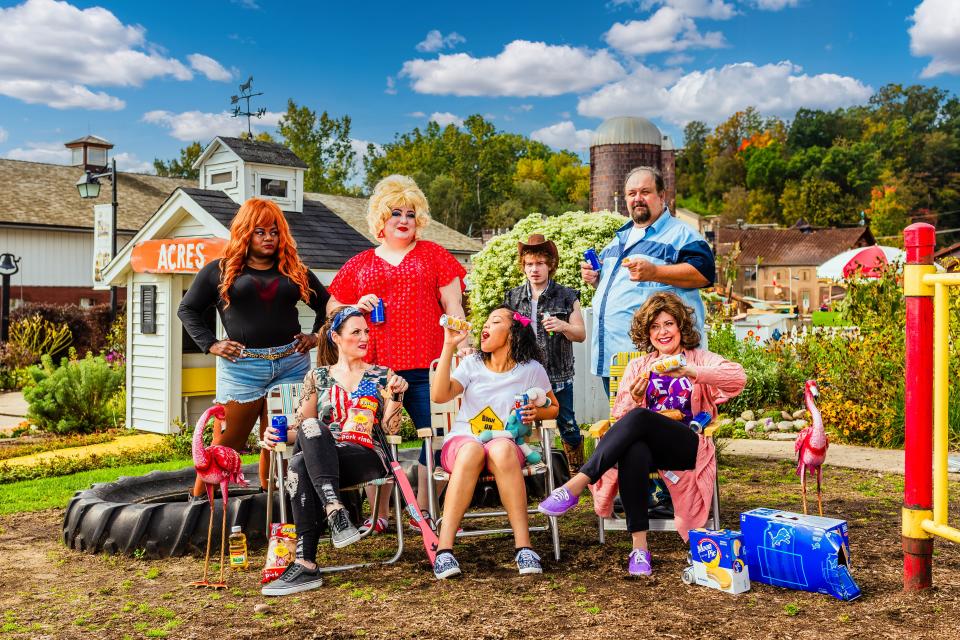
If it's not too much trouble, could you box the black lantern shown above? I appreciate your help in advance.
[0,252,21,342]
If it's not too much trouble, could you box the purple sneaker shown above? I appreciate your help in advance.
[537,487,580,516]
[628,549,652,577]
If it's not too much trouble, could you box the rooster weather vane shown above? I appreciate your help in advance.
[230,76,266,136]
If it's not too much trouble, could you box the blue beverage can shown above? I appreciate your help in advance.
[688,411,712,434]
[370,298,386,324]
[271,415,288,443]
[584,248,602,272]
[514,393,529,421]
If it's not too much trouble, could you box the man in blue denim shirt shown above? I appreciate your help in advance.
[505,234,587,471]
[582,166,714,395]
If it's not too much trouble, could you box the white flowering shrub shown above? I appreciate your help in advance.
[468,211,626,327]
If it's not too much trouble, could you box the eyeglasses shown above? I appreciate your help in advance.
[390,210,417,220]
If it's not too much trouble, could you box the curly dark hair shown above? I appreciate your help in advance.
[479,305,544,366]
[629,292,701,353]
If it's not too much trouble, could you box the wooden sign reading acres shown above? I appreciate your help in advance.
[130,238,228,274]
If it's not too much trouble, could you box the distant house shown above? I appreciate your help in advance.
[0,136,480,310]
[0,155,190,306]
[715,221,875,314]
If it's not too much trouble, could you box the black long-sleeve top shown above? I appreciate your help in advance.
[178,259,330,353]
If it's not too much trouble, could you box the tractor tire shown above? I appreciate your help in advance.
[62,463,273,559]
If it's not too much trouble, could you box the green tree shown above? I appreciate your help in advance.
[153,142,202,179]
[277,99,357,195]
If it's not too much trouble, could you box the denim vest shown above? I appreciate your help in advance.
[505,280,580,385]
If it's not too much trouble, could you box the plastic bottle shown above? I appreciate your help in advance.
[228,525,248,570]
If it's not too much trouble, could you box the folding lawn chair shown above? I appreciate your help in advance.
[262,382,406,574]
[589,351,722,543]
[421,357,563,560]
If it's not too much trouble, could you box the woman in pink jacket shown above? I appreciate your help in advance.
[537,292,745,577]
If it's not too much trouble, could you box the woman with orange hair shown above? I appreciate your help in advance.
[179,197,330,497]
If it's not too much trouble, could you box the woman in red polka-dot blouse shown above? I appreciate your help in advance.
[327,174,467,518]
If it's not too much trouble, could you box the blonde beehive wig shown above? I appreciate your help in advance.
[367,174,431,241]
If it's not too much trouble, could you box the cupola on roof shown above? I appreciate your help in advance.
[591,116,663,147]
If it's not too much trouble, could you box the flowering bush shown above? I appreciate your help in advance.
[468,211,626,326]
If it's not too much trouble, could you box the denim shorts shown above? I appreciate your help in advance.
[215,340,311,404]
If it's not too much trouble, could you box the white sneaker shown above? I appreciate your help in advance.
[515,548,542,575]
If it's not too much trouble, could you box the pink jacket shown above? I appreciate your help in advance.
[592,348,746,541]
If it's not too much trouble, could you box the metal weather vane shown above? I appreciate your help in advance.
[230,76,266,136]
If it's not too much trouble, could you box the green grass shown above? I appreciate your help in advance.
[0,454,259,515]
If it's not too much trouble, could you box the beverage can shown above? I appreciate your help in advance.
[514,393,529,421]
[689,411,712,434]
[583,248,602,272]
[271,415,288,444]
[651,353,687,374]
[439,314,472,332]
[370,298,386,324]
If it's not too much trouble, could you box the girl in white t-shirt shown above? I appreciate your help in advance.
[430,305,559,579]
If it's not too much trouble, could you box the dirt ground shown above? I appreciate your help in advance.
[2,456,959,640]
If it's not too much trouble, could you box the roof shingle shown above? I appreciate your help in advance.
[182,188,373,270]
[716,226,875,266]
[215,137,308,169]
[0,158,192,231]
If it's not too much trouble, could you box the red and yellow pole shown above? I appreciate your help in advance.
[903,222,936,591]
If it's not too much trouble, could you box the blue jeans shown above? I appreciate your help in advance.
[553,382,582,446]
[215,341,311,404]
[395,368,439,466]
[601,376,611,399]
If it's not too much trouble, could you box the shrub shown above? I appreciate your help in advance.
[10,302,113,357]
[5,315,72,365]
[24,354,125,434]
[468,211,626,327]
[707,323,804,416]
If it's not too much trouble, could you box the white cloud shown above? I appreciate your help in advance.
[751,0,800,10]
[385,76,397,95]
[605,7,726,56]
[113,151,154,174]
[0,0,195,110]
[230,0,259,8]
[511,104,535,112]
[578,60,872,125]
[401,40,625,97]
[638,0,736,19]
[0,127,7,143]
[4,141,70,164]
[407,111,426,117]
[909,0,960,78]
[187,54,233,82]
[429,112,464,128]
[142,109,284,141]
[665,53,695,65]
[416,29,467,53]
[530,121,594,151]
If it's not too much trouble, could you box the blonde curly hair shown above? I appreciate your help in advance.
[367,174,431,241]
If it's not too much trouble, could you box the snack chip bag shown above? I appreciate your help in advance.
[339,379,379,449]
[261,522,297,584]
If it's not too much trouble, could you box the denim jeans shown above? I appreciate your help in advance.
[552,382,582,446]
[215,341,311,404]
[395,368,441,467]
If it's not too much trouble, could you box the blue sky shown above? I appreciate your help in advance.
[1,0,958,179]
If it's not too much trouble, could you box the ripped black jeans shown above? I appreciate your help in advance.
[286,421,386,563]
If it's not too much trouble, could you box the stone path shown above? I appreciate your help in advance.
[721,437,960,477]
[0,391,27,433]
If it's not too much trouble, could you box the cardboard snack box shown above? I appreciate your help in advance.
[740,508,861,601]
[687,528,751,594]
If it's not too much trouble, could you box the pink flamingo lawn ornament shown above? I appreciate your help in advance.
[190,404,248,589]
[795,380,829,516]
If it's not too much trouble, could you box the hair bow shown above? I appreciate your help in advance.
[513,311,531,327]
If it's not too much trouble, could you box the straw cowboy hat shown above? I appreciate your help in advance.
[517,233,559,262]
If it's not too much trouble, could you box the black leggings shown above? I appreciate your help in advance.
[580,407,699,532]
[287,424,385,563]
